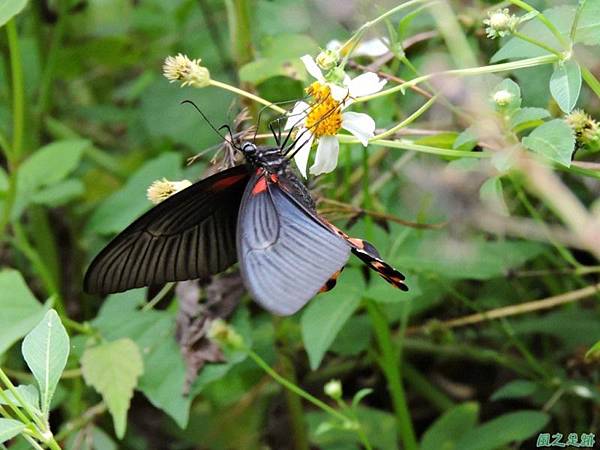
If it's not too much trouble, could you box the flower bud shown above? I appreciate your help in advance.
[207,319,245,351]
[566,110,600,147]
[316,49,339,71]
[324,379,343,400]
[484,9,518,39]
[492,89,514,107]
[147,178,192,204]
[163,53,211,88]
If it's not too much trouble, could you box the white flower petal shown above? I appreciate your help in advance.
[347,72,387,98]
[292,129,314,178]
[341,112,375,146]
[284,101,310,130]
[354,38,390,57]
[326,39,343,51]
[301,55,324,82]
[310,136,340,175]
[330,84,349,102]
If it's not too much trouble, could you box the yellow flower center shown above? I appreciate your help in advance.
[305,82,342,137]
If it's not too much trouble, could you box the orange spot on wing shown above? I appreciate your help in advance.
[348,238,365,249]
[252,178,268,195]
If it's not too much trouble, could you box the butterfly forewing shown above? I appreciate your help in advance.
[237,171,351,315]
[84,165,251,294]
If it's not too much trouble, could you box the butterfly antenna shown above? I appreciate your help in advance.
[181,100,232,143]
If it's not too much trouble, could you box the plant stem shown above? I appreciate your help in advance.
[246,349,350,424]
[6,19,25,163]
[365,300,417,450]
[355,55,559,103]
[581,66,600,99]
[513,31,562,57]
[209,79,286,113]
[372,94,439,140]
[507,0,570,50]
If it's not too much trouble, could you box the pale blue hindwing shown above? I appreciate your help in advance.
[237,174,351,315]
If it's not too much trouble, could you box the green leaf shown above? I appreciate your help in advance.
[491,6,574,62]
[0,270,46,355]
[13,139,88,219]
[522,119,575,167]
[21,309,69,415]
[65,426,117,450]
[0,385,40,413]
[491,380,538,401]
[509,107,550,130]
[0,0,28,27]
[18,139,88,191]
[81,338,144,439]
[549,60,582,113]
[0,418,25,444]
[492,79,521,112]
[86,152,182,235]
[30,179,84,207]
[576,0,600,46]
[585,339,600,362]
[452,127,477,151]
[479,177,508,216]
[93,293,193,428]
[301,269,363,369]
[421,402,479,450]
[456,411,549,450]
[308,407,398,450]
[392,234,544,280]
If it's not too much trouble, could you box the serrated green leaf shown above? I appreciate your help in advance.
[0,270,46,355]
[0,418,25,444]
[0,0,28,27]
[85,152,182,235]
[550,60,582,113]
[81,338,143,438]
[21,309,69,416]
[522,119,575,166]
[509,107,550,130]
[0,385,40,413]
[576,0,600,46]
[491,380,538,401]
[421,402,479,450]
[301,270,363,369]
[456,411,549,450]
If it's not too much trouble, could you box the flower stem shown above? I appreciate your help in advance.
[246,349,350,424]
[208,79,286,113]
[355,55,559,103]
[365,300,418,450]
[513,31,562,57]
[373,94,439,140]
[507,0,570,50]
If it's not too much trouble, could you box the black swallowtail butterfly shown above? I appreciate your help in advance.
[84,115,408,315]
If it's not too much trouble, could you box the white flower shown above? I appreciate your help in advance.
[163,53,211,88]
[324,379,343,399]
[147,178,192,204]
[483,9,518,39]
[285,55,386,177]
[326,37,390,58]
[492,89,514,107]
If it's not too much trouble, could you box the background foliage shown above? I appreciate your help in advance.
[0,0,599,449]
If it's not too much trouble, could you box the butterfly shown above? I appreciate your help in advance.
[84,113,408,315]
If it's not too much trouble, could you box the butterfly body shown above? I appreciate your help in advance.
[84,142,407,315]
